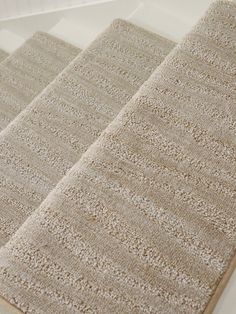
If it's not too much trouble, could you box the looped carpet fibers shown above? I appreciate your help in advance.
[0,49,8,63]
[0,32,80,130]
[0,0,235,313]
[0,21,174,246]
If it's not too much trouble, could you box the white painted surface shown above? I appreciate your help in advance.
[0,0,114,21]
[129,0,215,41]
[0,29,24,53]
[214,269,236,314]
[0,0,139,43]
[129,2,190,42]
[49,18,93,49]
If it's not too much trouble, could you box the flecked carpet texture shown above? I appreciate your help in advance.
[0,49,8,62]
[0,32,79,130]
[0,1,234,313]
[0,20,174,246]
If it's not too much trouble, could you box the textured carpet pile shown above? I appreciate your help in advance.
[0,1,235,313]
[0,49,8,62]
[0,20,174,246]
[0,32,79,130]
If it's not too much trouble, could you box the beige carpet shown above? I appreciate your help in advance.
[0,20,174,246]
[0,32,79,130]
[0,1,234,313]
[0,49,8,62]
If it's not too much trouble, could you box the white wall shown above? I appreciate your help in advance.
[0,0,114,20]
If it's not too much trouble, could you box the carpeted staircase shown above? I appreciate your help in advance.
[0,1,235,313]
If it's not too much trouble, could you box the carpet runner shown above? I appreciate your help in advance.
[0,49,8,62]
[0,1,235,313]
[0,20,174,246]
[0,32,79,130]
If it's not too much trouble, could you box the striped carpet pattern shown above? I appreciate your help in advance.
[0,32,79,130]
[0,20,174,246]
[0,49,8,62]
[0,1,234,313]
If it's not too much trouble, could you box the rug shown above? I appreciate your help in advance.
[0,49,8,62]
[0,32,79,130]
[0,1,234,313]
[0,20,174,245]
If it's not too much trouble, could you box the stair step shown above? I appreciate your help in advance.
[0,29,24,53]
